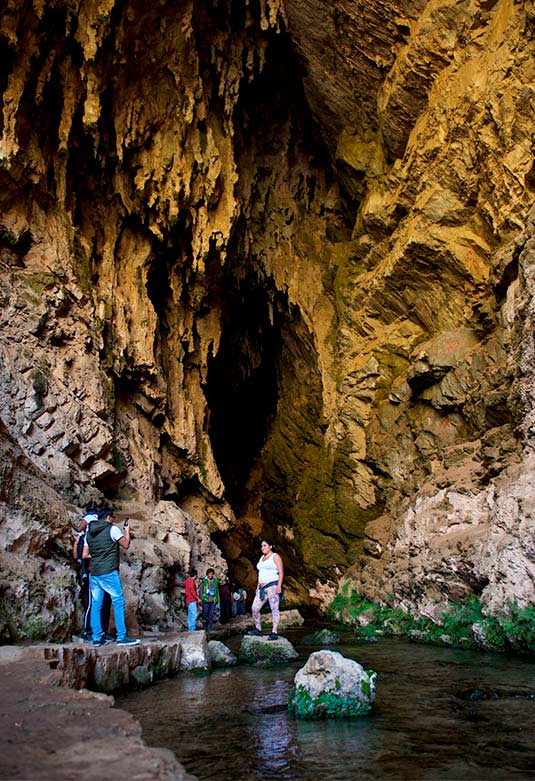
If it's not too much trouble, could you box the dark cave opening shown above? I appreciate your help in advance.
[204,263,283,513]
[200,14,351,560]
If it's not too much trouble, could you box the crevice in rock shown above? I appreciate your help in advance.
[146,211,194,334]
[66,101,98,230]
[163,477,204,505]
[0,36,16,137]
[204,257,283,513]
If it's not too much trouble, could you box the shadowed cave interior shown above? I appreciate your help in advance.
[139,22,350,585]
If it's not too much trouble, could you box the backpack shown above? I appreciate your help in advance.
[76,535,90,582]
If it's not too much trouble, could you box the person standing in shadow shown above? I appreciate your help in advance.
[72,501,112,642]
[200,568,219,633]
[219,578,232,623]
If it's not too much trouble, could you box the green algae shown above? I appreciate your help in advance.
[288,685,372,720]
[360,678,371,697]
[329,587,535,655]
[18,616,50,642]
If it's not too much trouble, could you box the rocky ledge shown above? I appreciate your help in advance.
[0,634,211,781]
[52,631,210,691]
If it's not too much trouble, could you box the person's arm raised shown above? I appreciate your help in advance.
[118,520,131,549]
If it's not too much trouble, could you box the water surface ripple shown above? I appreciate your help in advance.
[118,631,535,780]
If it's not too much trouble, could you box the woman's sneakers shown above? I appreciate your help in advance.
[117,636,140,645]
[246,628,279,640]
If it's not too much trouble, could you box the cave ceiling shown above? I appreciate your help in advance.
[2,0,535,623]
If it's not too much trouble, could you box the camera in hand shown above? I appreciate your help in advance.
[123,519,129,527]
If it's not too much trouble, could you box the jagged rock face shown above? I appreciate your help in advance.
[0,419,76,641]
[1,0,535,636]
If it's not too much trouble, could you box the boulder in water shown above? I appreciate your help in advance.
[260,609,305,631]
[239,635,298,665]
[288,650,376,719]
[301,629,341,645]
[208,640,237,667]
[130,664,152,689]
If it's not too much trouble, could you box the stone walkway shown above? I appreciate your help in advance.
[0,635,206,781]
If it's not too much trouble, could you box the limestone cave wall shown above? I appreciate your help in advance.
[1,0,535,639]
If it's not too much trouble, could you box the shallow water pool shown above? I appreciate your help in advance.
[117,630,535,780]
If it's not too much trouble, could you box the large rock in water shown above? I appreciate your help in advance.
[179,631,211,672]
[239,635,299,666]
[262,609,305,630]
[288,650,376,719]
[207,639,237,667]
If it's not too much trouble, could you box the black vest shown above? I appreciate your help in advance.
[87,520,120,576]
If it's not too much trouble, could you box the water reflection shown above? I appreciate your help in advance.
[118,634,535,780]
[248,678,295,777]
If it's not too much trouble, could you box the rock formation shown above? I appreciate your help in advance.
[288,649,376,718]
[1,0,535,638]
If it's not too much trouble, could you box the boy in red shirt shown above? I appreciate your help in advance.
[183,569,201,631]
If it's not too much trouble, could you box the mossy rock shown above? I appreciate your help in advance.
[238,635,298,666]
[301,629,341,645]
[288,650,376,720]
[288,686,372,720]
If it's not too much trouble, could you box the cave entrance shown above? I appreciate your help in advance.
[204,264,283,513]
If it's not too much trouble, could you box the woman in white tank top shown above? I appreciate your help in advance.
[248,539,284,641]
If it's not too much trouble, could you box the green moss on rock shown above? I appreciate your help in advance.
[329,587,535,656]
[288,685,372,719]
[18,616,50,642]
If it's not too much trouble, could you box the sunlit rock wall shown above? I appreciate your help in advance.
[1,0,535,637]
[286,0,535,617]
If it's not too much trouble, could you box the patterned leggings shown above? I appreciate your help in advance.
[252,585,280,632]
